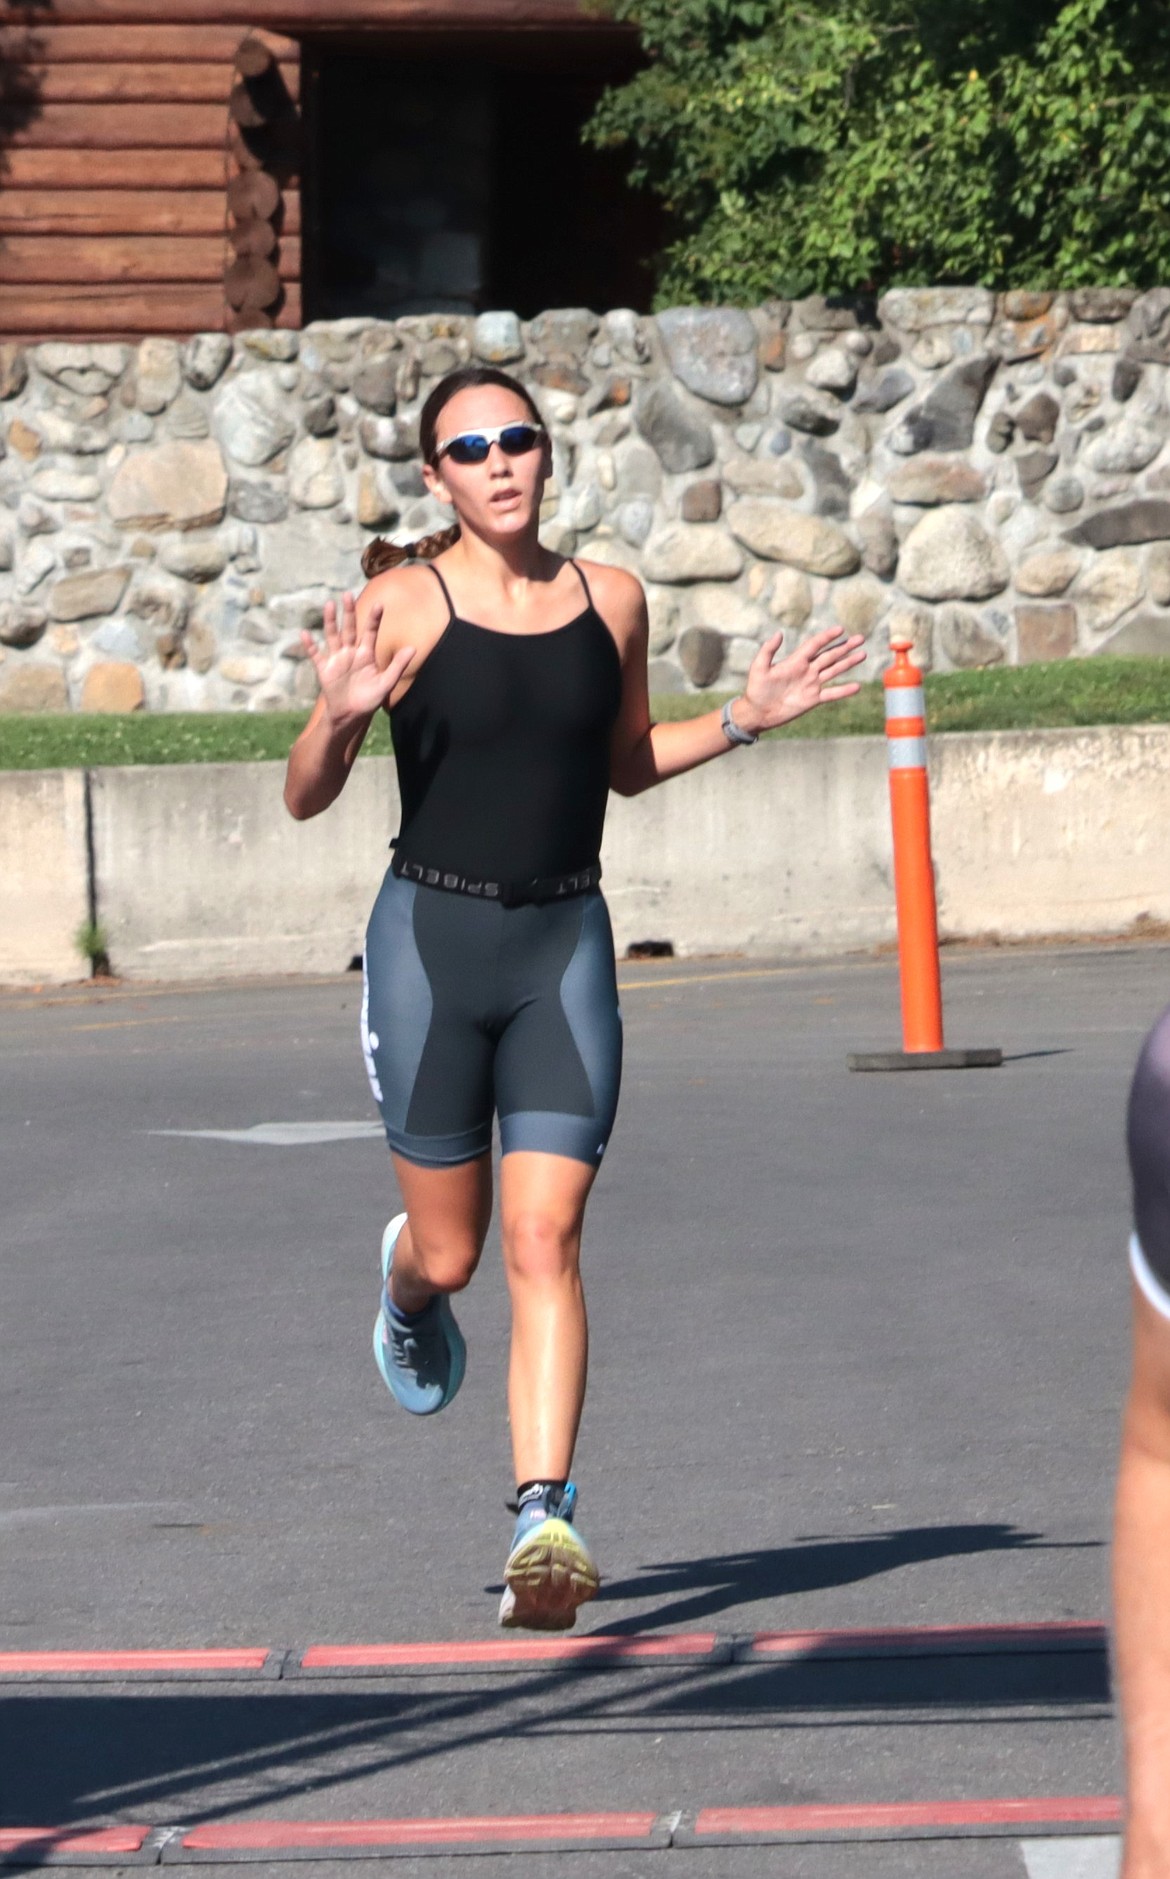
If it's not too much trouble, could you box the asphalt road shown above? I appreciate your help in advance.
[2,939,1159,1877]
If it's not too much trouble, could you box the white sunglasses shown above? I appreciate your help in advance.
[433,421,547,466]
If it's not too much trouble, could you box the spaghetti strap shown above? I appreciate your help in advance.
[425,561,456,623]
[570,558,595,613]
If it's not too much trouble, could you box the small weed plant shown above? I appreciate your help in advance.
[74,919,112,978]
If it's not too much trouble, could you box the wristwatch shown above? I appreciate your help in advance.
[721,696,759,747]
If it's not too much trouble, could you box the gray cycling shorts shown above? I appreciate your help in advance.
[361,866,623,1169]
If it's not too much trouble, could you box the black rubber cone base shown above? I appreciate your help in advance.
[848,1047,1003,1072]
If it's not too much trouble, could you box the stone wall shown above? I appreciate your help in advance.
[3,287,1170,712]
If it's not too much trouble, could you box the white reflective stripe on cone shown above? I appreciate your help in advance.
[884,686,925,718]
[888,737,927,769]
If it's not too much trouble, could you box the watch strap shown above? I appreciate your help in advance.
[721,697,759,747]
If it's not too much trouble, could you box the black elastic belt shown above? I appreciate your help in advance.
[391,851,601,908]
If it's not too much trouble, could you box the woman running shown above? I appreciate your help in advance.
[284,364,866,1631]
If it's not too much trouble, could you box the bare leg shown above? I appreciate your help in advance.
[1116,1283,1170,1878]
[1117,1005,1170,1875]
[388,1152,493,1313]
[499,1151,597,1484]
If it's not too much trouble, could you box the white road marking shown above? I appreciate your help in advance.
[0,1502,187,1527]
[150,1122,383,1147]
[1022,1838,1121,1879]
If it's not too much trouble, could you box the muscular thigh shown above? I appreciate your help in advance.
[362,868,497,1167]
[493,892,623,1169]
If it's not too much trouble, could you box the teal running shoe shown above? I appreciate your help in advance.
[498,1482,600,1631]
[372,1213,466,1416]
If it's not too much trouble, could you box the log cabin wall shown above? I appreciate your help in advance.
[0,1,624,343]
[0,15,302,338]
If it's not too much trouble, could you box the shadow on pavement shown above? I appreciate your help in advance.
[2,1649,1110,1828]
[592,1524,1083,1631]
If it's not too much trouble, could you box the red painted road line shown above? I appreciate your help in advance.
[694,1796,1123,1837]
[748,1621,1106,1658]
[181,1813,661,1851]
[300,1632,719,1669]
[0,1828,152,1856]
[0,1649,269,1674]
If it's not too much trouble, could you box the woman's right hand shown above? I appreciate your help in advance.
[300,591,415,724]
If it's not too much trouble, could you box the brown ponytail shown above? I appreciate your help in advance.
[361,523,460,580]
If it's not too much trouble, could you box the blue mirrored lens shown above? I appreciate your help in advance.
[498,425,542,455]
[446,434,491,464]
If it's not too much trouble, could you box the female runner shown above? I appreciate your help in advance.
[284,364,866,1630]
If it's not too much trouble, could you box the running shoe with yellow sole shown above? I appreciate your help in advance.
[498,1482,600,1631]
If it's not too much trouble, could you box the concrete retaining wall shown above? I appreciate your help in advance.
[932,724,1170,939]
[4,724,1170,984]
[602,735,896,957]
[0,768,89,984]
[89,759,396,981]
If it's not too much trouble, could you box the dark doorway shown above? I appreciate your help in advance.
[304,31,660,319]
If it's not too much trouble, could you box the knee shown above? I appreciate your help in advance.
[503,1209,580,1287]
[410,1224,480,1295]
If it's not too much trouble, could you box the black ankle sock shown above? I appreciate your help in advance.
[508,1478,567,1514]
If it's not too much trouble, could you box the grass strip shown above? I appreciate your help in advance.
[1,657,1169,770]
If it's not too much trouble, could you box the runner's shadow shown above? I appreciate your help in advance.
[591,1524,1071,1632]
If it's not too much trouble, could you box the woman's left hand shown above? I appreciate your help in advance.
[736,626,868,734]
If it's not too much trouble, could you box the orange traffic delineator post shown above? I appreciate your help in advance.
[848,638,1002,1073]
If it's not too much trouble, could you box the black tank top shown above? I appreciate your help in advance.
[389,560,623,884]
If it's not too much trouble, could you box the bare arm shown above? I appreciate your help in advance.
[606,573,867,798]
[1115,1283,1170,1877]
[284,590,414,821]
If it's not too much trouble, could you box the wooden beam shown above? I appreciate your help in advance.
[26,61,299,104]
[0,189,301,236]
[0,283,227,329]
[226,118,300,182]
[0,149,232,187]
[227,170,280,220]
[0,233,301,283]
[4,102,233,146]
[227,219,277,257]
[235,36,276,76]
[0,1,608,26]
[0,25,299,61]
[0,280,302,336]
[229,69,297,126]
[224,252,280,308]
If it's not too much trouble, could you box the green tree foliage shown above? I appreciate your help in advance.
[585,0,1170,302]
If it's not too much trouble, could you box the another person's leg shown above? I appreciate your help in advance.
[1116,1006,1170,1876]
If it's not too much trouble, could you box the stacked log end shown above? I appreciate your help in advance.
[224,34,299,331]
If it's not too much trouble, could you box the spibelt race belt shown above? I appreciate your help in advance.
[391,850,602,908]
